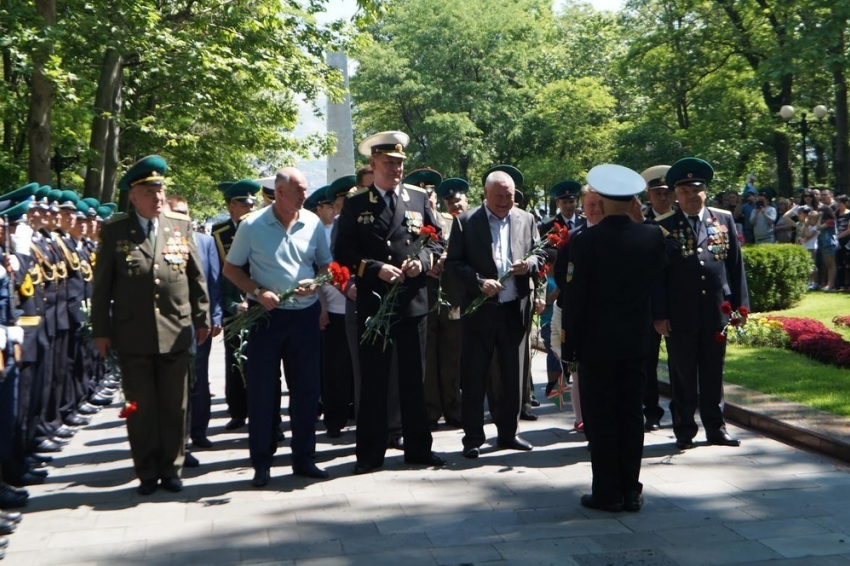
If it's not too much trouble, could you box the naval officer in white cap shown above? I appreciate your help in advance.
[561,164,670,513]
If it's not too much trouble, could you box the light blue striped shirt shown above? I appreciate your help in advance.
[485,207,517,303]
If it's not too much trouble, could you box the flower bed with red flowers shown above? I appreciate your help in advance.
[767,316,850,368]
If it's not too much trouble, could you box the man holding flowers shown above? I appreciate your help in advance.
[222,167,333,487]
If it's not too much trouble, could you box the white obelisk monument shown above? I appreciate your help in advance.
[326,51,355,181]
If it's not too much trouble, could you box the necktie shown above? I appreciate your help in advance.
[689,215,700,235]
[147,219,155,244]
[567,220,573,230]
[386,190,396,212]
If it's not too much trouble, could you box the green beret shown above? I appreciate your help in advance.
[403,168,443,189]
[549,180,581,199]
[0,183,38,203]
[223,179,260,203]
[326,175,358,201]
[482,164,523,189]
[666,157,714,188]
[0,200,31,223]
[436,178,469,201]
[118,155,167,191]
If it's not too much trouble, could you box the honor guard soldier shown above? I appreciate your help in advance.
[423,177,468,430]
[640,165,673,432]
[91,155,210,495]
[540,179,585,236]
[334,131,446,474]
[211,180,258,432]
[563,164,669,513]
[652,158,749,449]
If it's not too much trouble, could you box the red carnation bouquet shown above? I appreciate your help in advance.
[715,300,749,343]
[119,401,138,419]
[224,261,350,340]
[464,223,568,316]
[361,225,440,350]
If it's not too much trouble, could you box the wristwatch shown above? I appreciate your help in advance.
[252,286,262,296]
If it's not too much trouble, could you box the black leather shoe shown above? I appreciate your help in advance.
[0,511,22,523]
[580,494,624,513]
[530,395,541,407]
[707,432,741,447]
[25,468,48,478]
[462,446,480,459]
[326,428,341,439]
[28,453,52,464]
[14,472,45,486]
[49,436,70,446]
[445,418,462,429]
[0,537,8,548]
[624,491,643,512]
[160,477,182,492]
[353,462,380,475]
[404,452,446,467]
[34,439,63,453]
[184,452,200,468]
[65,414,91,427]
[224,418,246,431]
[497,436,534,451]
[88,393,114,406]
[428,420,439,431]
[251,468,270,487]
[0,520,16,536]
[293,462,329,479]
[277,428,286,442]
[519,410,538,421]
[387,437,404,450]
[77,403,101,415]
[191,436,213,449]
[675,438,695,450]
[54,425,76,438]
[137,479,158,496]
[0,485,28,509]
[644,420,660,432]
[24,457,47,469]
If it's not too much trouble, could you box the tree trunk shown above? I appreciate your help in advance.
[833,58,849,195]
[84,48,122,199]
[27,0,56,185]
[2,48,13,154]
[101,65,124,205]
[773,131,794,197]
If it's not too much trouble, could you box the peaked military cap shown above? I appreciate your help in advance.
[304,185,329,211]
[436,178,469,201]
[96,205,113,220]
[81,197,100,210]
[641,165,672,190]
[0,183,38,203]
[326,175,358,201]
[514,188,525,206]
[587,164,645,202]
[217,181,235,193]
[666,157,714,188]
[223,179,260,204]
[549,180,581,200]
[481,164,523,189]
[0,200,31,223]
[33,186,50,208]
[358,131,409,159]
[47,189,62,210]
[59,190,79,210]
[103,202,118,212]
[403,168,443,190]
[118,155,168,191]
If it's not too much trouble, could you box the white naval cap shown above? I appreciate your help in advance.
[587,164,646,202]
[357,131,409,159]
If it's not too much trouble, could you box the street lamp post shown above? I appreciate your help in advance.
[50,148,80,190]
[780,104,828,189]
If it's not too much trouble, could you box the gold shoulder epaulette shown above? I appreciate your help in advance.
[104,212,128,225]
[212,221,231,235]
[347,187,369,199]
[659,225,671,238]
[163,210,191,221]
[654,210,675,222]
[403,183,426,194]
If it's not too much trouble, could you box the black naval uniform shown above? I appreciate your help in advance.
[334,183,443,470]
[539,212,586,237]
[211,219,248,424]
[562,215,668,506]
[654,207,749,444]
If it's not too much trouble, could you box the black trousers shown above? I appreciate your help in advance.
[461,300,526,449]
[223,327,248,421]
[322,312,353,432]
[643,328,665,423]
[355,314,432,468]
[424,308,462,423]
[580,356,645,505]
[667,326,727,441]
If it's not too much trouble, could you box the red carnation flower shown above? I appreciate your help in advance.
[119,401,138,418]
[738,306,749,318]
[720,301,733,315]
[329,261,350,289]
[420,225,438,240]
[714,331,727,343]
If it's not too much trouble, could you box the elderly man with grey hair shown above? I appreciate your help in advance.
[445,166,545,459]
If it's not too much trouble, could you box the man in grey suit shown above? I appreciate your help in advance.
[445,167,545,459]
[166,196,222,449]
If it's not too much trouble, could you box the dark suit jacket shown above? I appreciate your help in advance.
[445,205,544,312]
[553,223,588,308]
[334,183,443,318]
[91,210,210,355]
[562,215,668,362]
[653,207,749,332]
[539,212,586,237]
[194,231,222,327]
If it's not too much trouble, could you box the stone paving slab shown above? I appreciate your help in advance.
[3,338,850,565]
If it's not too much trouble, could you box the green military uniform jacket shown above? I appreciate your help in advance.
[91,209,210,354]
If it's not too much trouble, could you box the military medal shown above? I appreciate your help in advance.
[358,211,374,225]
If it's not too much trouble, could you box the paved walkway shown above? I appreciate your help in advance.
[5,339,850,566]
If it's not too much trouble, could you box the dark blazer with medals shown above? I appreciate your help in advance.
[334,183,443,319]
[653,207,749,331]
[91,210,210,354]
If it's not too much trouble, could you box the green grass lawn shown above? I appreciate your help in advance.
[658,292,850,417]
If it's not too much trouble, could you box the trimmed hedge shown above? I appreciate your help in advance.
[742,244,813,312]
